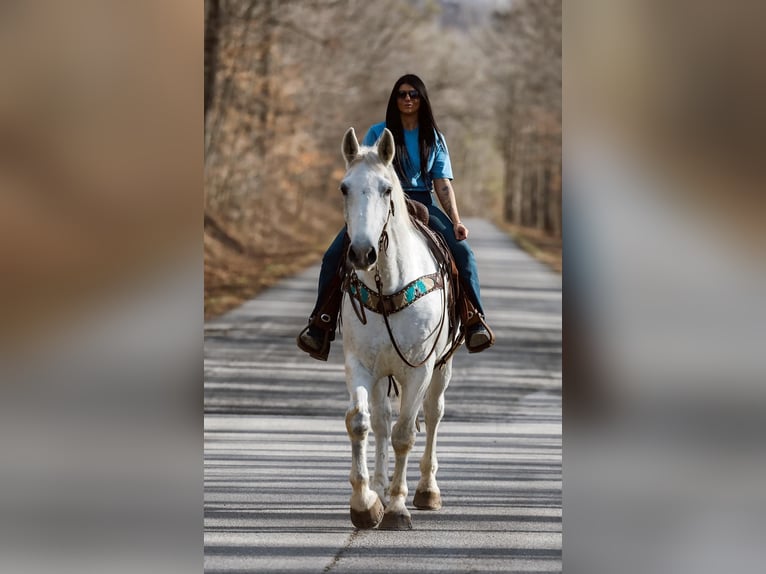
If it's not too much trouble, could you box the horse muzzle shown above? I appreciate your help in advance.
[348,242,378,270]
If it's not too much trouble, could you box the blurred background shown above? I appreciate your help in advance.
[565,1,766,573]
[0,2,202,573]
[203,0,562,317]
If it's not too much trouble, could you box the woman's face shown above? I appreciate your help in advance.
[396,83,421,118]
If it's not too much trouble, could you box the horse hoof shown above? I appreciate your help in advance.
[378,510,413,530]
[413,489,442,510]
[350,496,384,529]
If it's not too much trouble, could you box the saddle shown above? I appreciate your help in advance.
[405,198,429,226]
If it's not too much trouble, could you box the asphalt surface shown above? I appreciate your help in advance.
[204,218,562,573]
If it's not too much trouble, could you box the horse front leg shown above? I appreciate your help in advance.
[379,371,430,530]
[345,380,384,529]
[414,362,451,510]
[370,377,392,505]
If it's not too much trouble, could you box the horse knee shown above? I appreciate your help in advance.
[424,396,444,425]
[346,408,370,439]
[391,425,415,455]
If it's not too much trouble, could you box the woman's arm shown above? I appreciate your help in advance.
[433,178,468,240]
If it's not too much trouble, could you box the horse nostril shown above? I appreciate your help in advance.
[349,244,377,269]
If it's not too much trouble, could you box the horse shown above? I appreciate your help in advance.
[338,127,456,530]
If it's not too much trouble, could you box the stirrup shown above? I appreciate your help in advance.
[464,313,495,354]
[296,322,333,361]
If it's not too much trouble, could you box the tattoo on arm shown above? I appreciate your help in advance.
[434,179,460,222]
[436,182,451,204]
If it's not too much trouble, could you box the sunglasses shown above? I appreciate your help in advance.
[397,90,420,100]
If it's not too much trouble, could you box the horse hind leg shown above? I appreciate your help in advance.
[414,365,451,510]
[345,385,384,529]
[370,377,392,505]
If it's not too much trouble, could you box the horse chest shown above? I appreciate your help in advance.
[342,298,444,367]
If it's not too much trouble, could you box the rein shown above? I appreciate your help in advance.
[376,264,448,369]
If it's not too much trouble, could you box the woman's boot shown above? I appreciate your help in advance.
[458,280,495,353]
[297,278,343,361]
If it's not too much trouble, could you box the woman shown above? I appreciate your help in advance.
[298,73,494,360]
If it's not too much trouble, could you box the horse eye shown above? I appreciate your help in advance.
[340,183,348,196]
[384,186,392,195]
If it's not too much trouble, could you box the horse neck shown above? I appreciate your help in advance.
[368,212,434,294]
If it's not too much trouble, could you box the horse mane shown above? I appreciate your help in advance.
[354,146,412,230]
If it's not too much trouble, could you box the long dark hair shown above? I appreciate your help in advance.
[384,74,444,186]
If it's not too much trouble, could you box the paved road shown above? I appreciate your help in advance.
[204,218,562,573]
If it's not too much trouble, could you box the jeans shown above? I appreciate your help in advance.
[313,193,485,316]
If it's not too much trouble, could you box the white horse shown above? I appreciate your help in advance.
[339,127,455,530]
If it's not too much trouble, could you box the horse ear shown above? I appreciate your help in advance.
[341,127,359,166]
[378,128,395,166]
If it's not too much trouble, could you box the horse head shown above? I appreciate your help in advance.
[340,127,399,272]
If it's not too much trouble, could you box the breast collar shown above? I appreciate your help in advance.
[344,271,444,315]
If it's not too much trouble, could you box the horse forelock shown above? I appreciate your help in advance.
[350,145,388,171]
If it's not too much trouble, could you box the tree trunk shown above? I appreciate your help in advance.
[549,162,562,237]
[511,138,525,226]
[535,139,546,230]
[204,0,220,121]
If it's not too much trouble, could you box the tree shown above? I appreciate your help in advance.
[486,0,561,235]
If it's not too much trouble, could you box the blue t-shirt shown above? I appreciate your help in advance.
[362,122,453,192]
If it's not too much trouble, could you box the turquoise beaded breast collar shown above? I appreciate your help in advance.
[345,270,444,315]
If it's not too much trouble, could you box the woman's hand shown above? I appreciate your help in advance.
[453,221,469,241]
